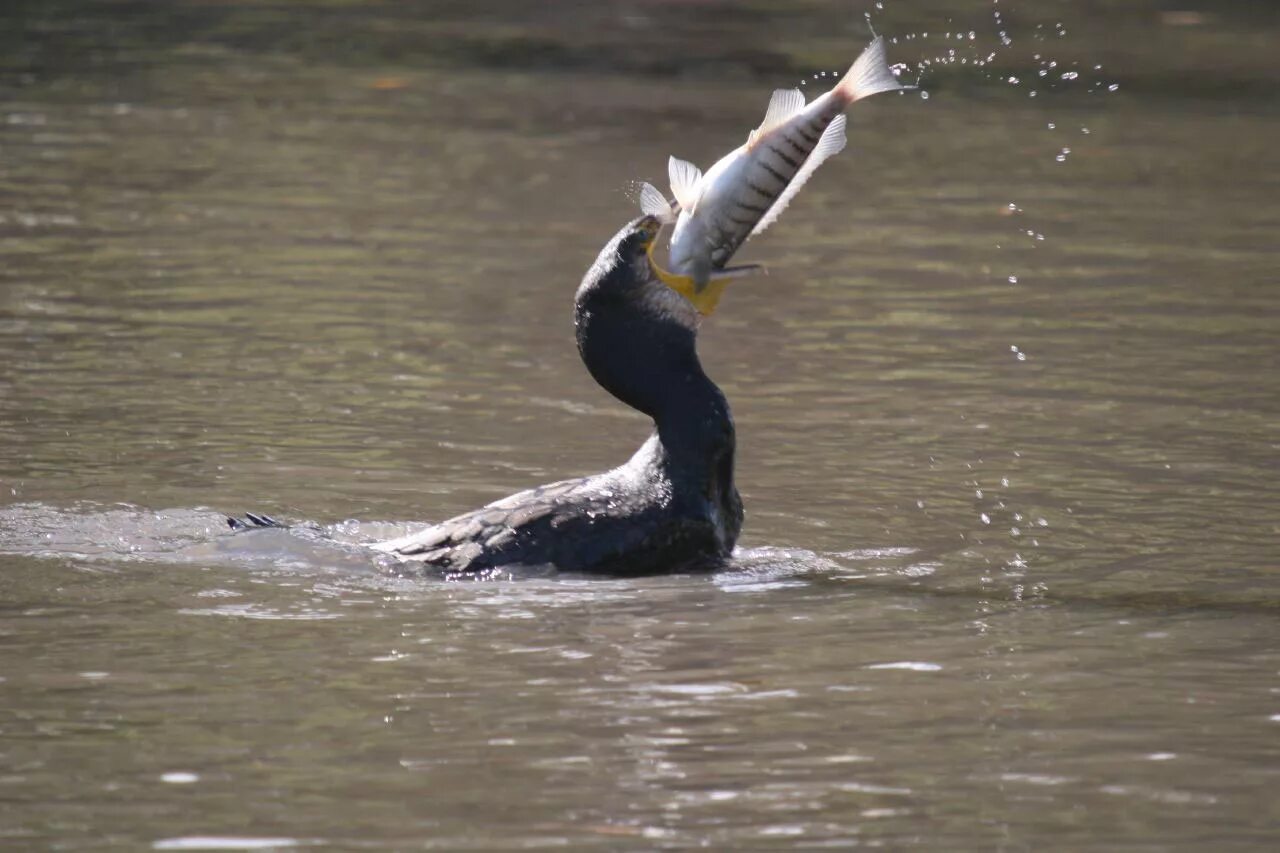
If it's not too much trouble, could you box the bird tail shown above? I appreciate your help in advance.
[226,512,285,531]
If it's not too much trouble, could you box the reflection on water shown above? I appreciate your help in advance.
[1,0,1278,848]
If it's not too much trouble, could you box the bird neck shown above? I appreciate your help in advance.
[573,273,737,507]
[652,367,734,474]
[579,320,736,503]
[650,367,738,534]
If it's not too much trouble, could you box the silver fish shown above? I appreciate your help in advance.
[638,36,906,315]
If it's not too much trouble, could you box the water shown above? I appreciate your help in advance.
[2,1,1278,848]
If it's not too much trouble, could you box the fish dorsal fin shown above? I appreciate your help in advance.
[630,180,676,223]
[749,114,847,238]
[749,88,806,146]
[667,156,703,212]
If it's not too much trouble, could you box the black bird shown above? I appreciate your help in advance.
[233,216,743,576]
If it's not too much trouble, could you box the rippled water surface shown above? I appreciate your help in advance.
[2,1,1278,848]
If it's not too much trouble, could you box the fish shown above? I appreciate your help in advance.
[636,36,907,315]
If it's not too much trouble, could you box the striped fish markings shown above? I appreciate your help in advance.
[638,37,907,315]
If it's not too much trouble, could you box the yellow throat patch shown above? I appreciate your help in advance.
[646,241,728,317]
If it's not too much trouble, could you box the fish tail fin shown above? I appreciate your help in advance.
[835,36,907,103]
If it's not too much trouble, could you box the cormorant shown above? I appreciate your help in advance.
[232,216,743,576]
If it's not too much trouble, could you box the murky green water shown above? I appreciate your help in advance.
[2,1,1278,849]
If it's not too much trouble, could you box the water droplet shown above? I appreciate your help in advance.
[919,90,930,100]
[979,513,991,525]
[975,489,984,499]
[1008,275,1018,283]
[1061,71,1078,80]
[1047,122,1056,129]
[1081,126,1091,134]
[1001,478,1010,487]
[1010,527,1021,537]
[1007,76,1020,85]
[1108,83,1119,92]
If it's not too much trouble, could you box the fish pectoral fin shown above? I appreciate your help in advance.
[752,88,807,144]
[632,180,676,222]
[667,156,704,212]
[710,263,767,281]
[750,114,848,238]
